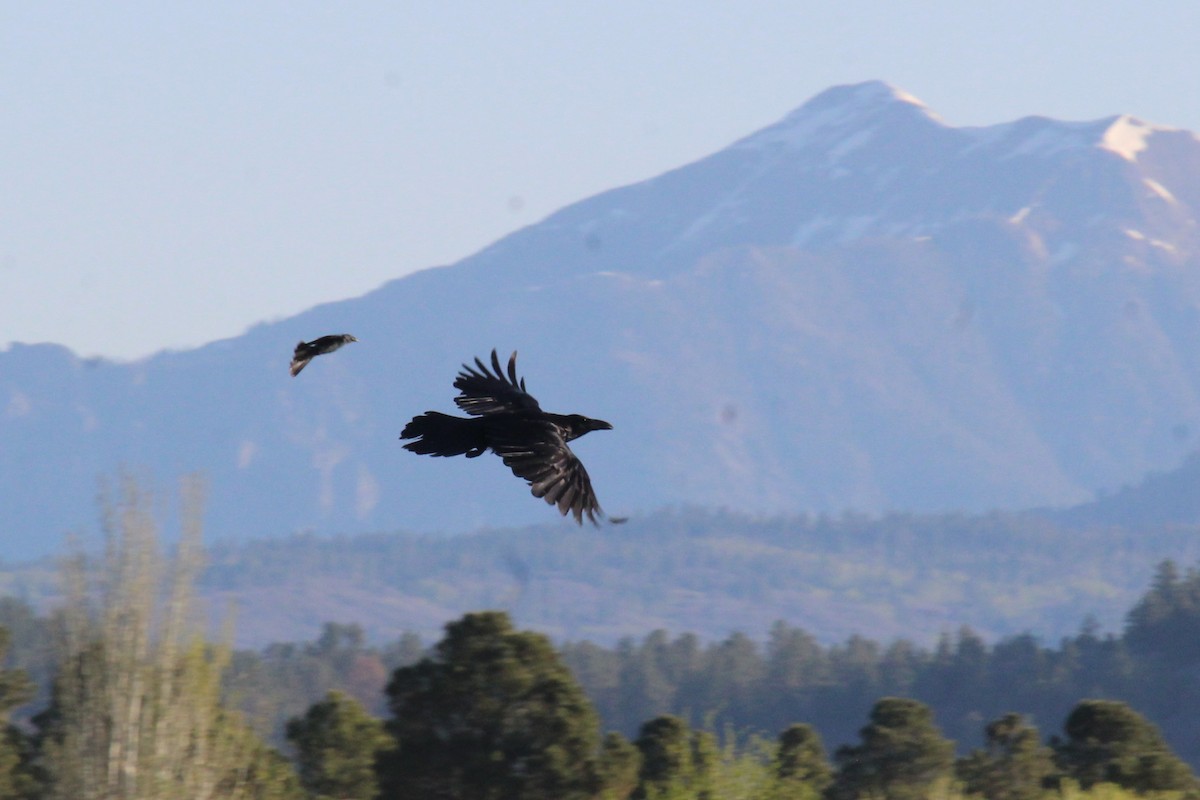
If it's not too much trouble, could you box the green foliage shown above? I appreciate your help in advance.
[832,697,955,800]
[774,724,832,796]
[33,474,303,800]
[379,611,603,800]
[956,713,1056,800]
[285,690,389,800]
[632,715,716,800]
[1124,561,1200,664]
[1054,700,1197,793]
[557,618,1164,772]
[706,733,778,800]
[0,627,36,799]
[8,503,1200,797]
[226,621,403,744]
[594,732,642,800]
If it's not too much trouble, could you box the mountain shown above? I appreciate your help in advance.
[5,80,1200,560]
[1052,450,1200,527]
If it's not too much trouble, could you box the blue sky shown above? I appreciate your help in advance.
[4,1,1199,359]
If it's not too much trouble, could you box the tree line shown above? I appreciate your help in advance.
[1,604,1195,799]
[1,476,1199,797]
[557,564,1198,765]
[213,560,1200,771]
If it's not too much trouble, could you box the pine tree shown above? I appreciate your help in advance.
[632,715,715,800]
[773,723,832,797]
[286,690,389,800]
[1124,559,1200,663]
[379,611,602,800]
[1053,699,1197,792]
[593,732,641,800]
[956,713,1055,800]
[832,697,954,800]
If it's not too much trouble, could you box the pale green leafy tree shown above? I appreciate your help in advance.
[36,474,302,800]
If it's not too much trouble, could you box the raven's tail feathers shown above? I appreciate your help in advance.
[400,412,486,458]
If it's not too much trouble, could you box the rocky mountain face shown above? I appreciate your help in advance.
[5,81,1200,560]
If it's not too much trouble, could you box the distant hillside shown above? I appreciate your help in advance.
[6,80,1200,558]
[0,508,1188,649]
[1052,450,1200,527]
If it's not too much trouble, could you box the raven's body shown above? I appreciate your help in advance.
[400,350,612,524]
[290,334,357,376]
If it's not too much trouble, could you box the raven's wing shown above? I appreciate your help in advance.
[489,419,603,525]
[290,341,315,376]
[454,350,542,416]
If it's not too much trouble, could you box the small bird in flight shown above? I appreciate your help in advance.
[289,334,358,377]
[400,349,613,525]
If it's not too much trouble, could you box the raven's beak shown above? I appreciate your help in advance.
[590,419,613,432]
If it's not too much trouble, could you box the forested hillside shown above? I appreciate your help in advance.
[5,505,1197,650]
[6,554,1200,768]
[219,559,1200,770]
[138,509,1200,645]
[1,477,1198,797]
[5,561,1200,796]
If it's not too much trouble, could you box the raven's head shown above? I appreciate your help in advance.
[343,334,359,343]
[563,414,613,441]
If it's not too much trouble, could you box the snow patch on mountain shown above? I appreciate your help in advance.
[1100,116,1158,161]
[1143,179,1176,204]
[959,114,1176,164]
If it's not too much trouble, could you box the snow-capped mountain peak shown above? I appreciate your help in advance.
[733,80,943,152]
[5,82,1200,557]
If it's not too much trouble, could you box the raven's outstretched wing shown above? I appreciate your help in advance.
[489,418,603,525]
[289,341,317,376]
[454,350,542,416]
[290,334,356,377]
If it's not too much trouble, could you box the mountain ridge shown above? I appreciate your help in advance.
[5,81,1200,559]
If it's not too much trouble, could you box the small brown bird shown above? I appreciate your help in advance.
[289,334,358,376]
[400,350,613,525]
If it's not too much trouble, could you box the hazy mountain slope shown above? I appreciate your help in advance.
[5,507,1195,650]
[1051,451,1200,527]
[5,81,1200,559]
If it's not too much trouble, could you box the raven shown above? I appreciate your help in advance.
[290,334,358,376]
[400,350,612,525]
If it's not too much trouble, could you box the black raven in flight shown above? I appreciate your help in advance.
[400,350,612,525]
[290,334,358,376]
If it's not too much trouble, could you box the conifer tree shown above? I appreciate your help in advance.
[286,690,389,800]
[379,611,602,800]
[773,723,832,797]
[593,732,641,800]
[956,713,1055,800]
[632,715,716,800]
[831,697,954,800]
[1053,699,1196,792]
[1124,559,1200,663]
